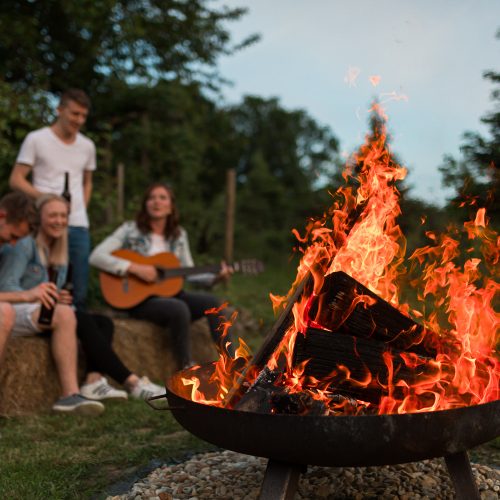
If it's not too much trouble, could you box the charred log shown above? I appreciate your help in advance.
[307,272,437,357]
[269,391,328,416]
[293,327,434,403]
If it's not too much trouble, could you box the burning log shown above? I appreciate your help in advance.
[269,391,329,416]
[306,271,437,357]
[293,327,432,404]
[234,366,330,415]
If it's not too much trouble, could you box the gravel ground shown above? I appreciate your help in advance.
[107,449,500,499]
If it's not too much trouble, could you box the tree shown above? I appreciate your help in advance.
[0,0,258,93]
[227,96,340,260]
[0,81,52,193]
[439,32,500,223]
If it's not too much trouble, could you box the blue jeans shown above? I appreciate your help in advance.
[68,226,91,311]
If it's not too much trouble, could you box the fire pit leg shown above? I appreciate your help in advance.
[444,451,480,500]
[258,460,305,500]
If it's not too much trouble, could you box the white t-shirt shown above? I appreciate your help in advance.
[16,126,96,227]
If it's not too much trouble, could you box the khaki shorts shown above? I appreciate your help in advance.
[11,303,43,337]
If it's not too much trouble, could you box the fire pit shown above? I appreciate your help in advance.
[150,104,499,499]
[159,363,499,499]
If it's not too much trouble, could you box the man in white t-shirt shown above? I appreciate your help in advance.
[9,89,96,311]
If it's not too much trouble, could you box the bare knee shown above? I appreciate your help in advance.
[0,302,15,334]
[52,304,76,330]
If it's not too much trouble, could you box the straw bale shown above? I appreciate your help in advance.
[0,335,63,416]
[0,314,250,416]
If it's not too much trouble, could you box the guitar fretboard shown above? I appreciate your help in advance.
[157,264,221,279]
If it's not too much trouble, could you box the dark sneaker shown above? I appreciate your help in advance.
[52,394,105,416]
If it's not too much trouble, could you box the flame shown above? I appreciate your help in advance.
[180,103,499,415]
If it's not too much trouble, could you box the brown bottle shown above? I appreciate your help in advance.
[38,266,59,326]
[62,172,71,208]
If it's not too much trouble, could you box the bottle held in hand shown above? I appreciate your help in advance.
[62,264,73,296]
[62,171,71,209]
[38,266,59,326]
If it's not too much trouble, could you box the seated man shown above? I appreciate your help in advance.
[0,192,34,363]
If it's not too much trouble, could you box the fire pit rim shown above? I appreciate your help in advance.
[163,364,500,467]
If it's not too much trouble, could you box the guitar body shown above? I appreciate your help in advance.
[99,249,184,309]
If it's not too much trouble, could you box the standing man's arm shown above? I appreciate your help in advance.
[83,170,93,207]
[9,164,42,199]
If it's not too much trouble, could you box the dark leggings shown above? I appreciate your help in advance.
[75,311,132,385]
[128,290,234,368]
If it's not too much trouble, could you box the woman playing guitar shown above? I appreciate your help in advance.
[90,182,234,369]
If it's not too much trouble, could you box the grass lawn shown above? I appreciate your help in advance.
[0,262,297,499]
[0,400,214,499]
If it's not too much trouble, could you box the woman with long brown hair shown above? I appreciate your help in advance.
[90,182,233,368]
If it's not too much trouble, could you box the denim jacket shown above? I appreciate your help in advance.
[89,221,214,285]
[0,236,67,292]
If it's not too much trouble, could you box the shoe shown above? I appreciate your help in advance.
[52,394,105,416]
[129,376,165,400]
[80,376,128,401]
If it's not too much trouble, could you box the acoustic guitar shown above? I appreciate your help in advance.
[99,249,264,309]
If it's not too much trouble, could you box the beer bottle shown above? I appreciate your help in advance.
[61,264,73,296]
[62,172,71,207]
[38,266,59,326]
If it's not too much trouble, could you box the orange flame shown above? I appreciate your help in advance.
[182,103,499,415]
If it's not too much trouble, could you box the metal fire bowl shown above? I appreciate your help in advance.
[165,363,500,467]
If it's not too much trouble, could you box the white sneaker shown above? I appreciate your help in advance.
[80,376,128,401]
[129,376,164,400]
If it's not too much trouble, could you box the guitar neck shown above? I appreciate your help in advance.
[159,264,221,279]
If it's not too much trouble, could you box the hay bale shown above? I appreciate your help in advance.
[111,317,219,385]
[0,312,252,416]
[0,336,62,416]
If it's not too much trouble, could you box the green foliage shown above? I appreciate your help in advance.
[0,0,258,92]
[439,42,500,224]
[229,96,340,260]
[0,82,52,194]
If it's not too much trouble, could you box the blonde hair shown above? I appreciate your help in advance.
[34,194,69,267]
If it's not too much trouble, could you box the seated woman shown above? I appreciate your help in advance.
[0,194,103,414]
[0,194,163,406]
[89,182,234,369]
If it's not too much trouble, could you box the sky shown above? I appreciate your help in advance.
[216,0,500,206]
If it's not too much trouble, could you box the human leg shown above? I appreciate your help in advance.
[0,302,15,362]
[76,311,162,400]
[129,297,192,368]
[25,304,104,415]
[177,291,236,356]
[76,311,131,385]
[44,304,80,397]
[68,226,91,311]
